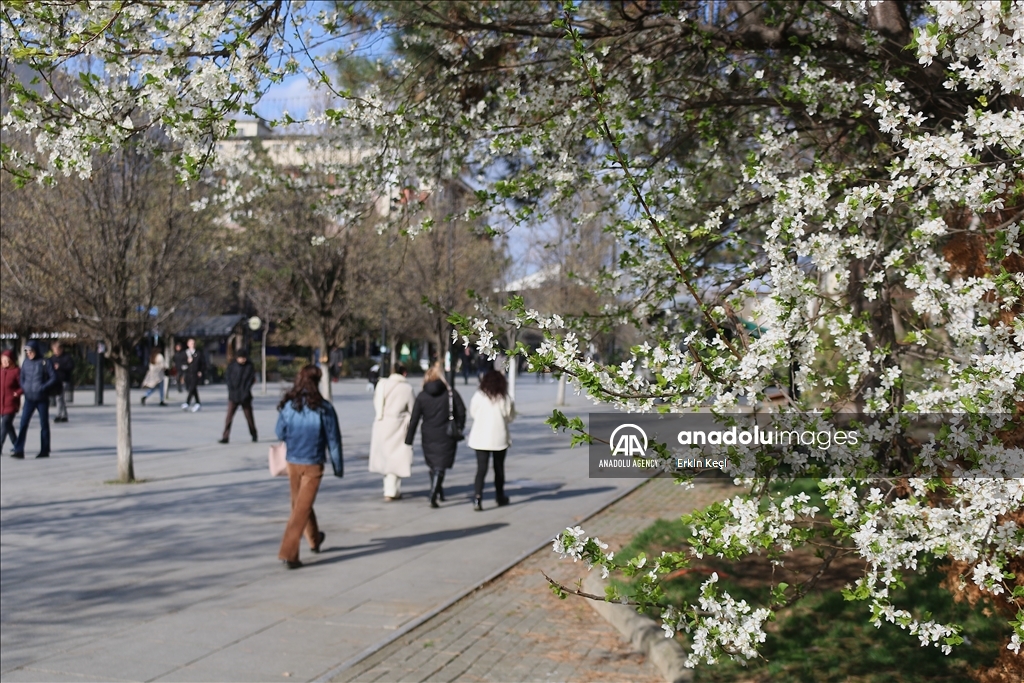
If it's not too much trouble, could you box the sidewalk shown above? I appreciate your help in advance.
[1,378,651,682]
[334,478,733,682]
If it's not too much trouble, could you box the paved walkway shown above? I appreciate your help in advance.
[1,377,652,682]
[333,478,733,683]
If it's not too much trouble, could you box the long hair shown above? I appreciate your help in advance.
[278,365,324,411]
[149,349,162,365]
[424,361,446,386]
[478,369,508,400]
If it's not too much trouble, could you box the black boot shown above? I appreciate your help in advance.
[436,469,446,502]
[473,497,483,511]
[429,470,439,508]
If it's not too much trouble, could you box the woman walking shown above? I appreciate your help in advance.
[275,365,343,569]
[467,370,515,511]
[369,363,415,500]
[140,349,167,406]
[1,350,22,454]
[405,363,465,508]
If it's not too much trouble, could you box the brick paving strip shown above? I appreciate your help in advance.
[332,478,733,683]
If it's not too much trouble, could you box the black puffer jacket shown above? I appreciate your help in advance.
[20,356,57,402]
[405,379,465,470]
[226,360,256,403]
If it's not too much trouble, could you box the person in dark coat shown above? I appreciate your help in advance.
[50,341,75,423]
[181,338,206,412]
[1,350,23,455]
[405,362,465,508]
[220,349,257,443]
[172,342,187,393]
[13,340,58,458]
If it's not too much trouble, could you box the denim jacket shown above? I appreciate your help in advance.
[275,401,343,477]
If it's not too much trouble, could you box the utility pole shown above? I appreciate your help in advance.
[446,186,457,388]
[261,324,268,395]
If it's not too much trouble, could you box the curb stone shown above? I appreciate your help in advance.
[583,571,693,683]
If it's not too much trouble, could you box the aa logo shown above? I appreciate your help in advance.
[609,424,648,457]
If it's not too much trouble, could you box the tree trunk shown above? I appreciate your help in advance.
[506,328,517,400]
[389,341,398,375]
[163,338,173,401]
[556,372,566,406]
[114,362,135,482]
[849,257,902,413]
[437,319,447,373]
[507,355,517,400]
[317,328,332,401]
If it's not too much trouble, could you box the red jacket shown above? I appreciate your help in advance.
[0,366,22,416]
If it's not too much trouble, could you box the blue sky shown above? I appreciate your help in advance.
[255,10,392,125]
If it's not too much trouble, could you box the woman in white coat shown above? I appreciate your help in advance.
[368,363,416,500]
[467,369,515,511]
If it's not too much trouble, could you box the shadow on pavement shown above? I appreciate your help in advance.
[517,485,617,504]
[316,523,509,564]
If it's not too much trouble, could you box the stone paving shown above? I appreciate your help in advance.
[334,477,734,683]
[0,377,655,682]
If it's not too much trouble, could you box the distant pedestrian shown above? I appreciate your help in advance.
[366,362,380,392]
[368,363,415,500]
[275,365,342,569]
[172,342,187,393]
[462,347,472,385]
[141,349,168,406]
[405,362,466,508]
[220,350,257,443]
[181,338,205,412]
[467,370,515,511]
[49,342,75,423]
[13,340,58,459]
[1,350,22,455]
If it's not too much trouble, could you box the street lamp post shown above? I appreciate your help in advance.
[94,341,105,406]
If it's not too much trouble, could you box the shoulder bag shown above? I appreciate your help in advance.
[268,442,288,477]
[445,388,464,442]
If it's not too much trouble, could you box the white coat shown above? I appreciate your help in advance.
[467,391,515,451]
[369,373,416,477]
[142,354,166,389]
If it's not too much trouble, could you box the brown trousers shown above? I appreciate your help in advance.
[223,399,257,441]
[277,462,323,563]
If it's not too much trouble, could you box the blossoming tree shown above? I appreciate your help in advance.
[363,1,1023,671]
[3,0,1022,673]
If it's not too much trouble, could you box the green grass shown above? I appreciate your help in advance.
[614,516,1006,683]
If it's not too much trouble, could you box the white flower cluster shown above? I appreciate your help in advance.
[690,494,820,558]
[551,526,612,576]
[682,573,771,666]
[1,1,319,180]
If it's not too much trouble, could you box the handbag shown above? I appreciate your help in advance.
[268,442,288,477]
[446,388,464,442]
